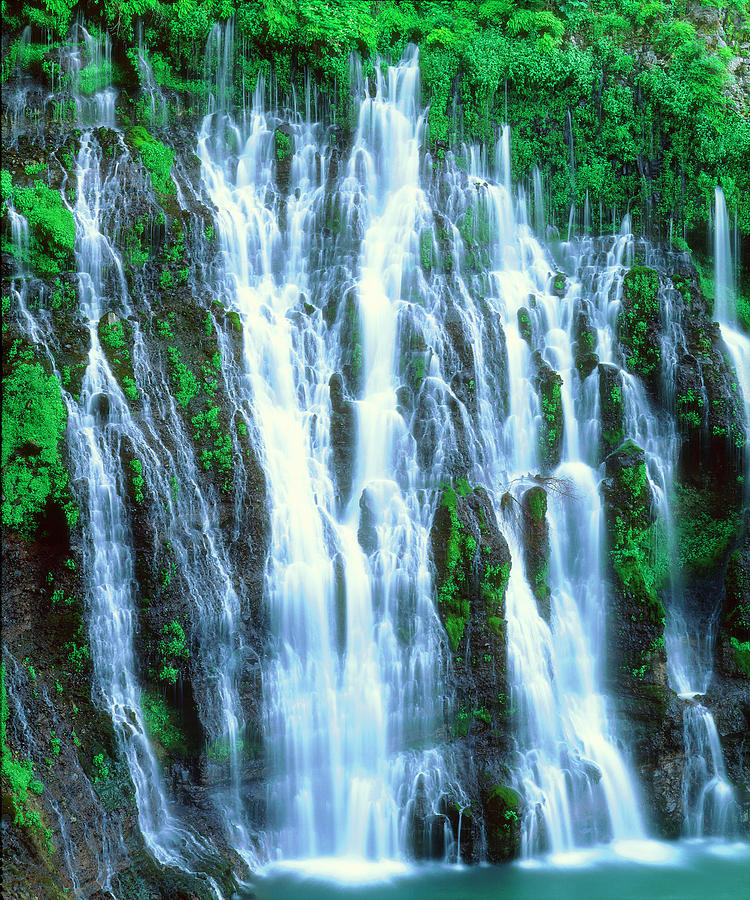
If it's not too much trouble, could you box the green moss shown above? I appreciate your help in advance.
[517,307,532,343]
[526,487,546,521]
[128,126,175,196]
[618,266,660,379]
[536,365,564,470]
[487,616,505,637]
[489,783,521,809]
[99,320,126,351]
[166,347,200,408]
[129,459,145,505]
[2,353,77,536]
[156,620,189,685]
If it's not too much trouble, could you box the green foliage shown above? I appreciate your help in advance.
[92,752,109,783]
[275,129,291,161]
[99,323,125,356]
[453,703,492,738]
[2,351,77,536]
[536,366,564,469]
[140,689,189,756]
[10,179,75,277]
[166,346,200,407]
[607,443,667,623]
[673,483,741,575]
[63,636,90,675]
[156,620,189,684]
[4,1,748,234]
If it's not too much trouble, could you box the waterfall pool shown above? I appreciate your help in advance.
[248,842,750,899]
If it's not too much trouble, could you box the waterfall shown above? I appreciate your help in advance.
[6,24,750,889]
[66,131,197,868]
[714,187,750,469]
[462,157,645,855]
[198,38,455,866]
[666,185,749,839]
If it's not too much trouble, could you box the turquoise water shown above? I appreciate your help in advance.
[247,842,750,899]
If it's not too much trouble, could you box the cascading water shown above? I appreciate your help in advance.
[198,37,457,867]
[65,131,195,868]
[714,187,750,468]
[455,143,646,856]
[5,21,750,895]
[663,185,750,840]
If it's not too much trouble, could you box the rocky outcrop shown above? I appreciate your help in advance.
[429,482,520,860]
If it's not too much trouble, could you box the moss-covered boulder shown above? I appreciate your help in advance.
[551,272,567,297]
[521,485,550,620]
[598,363,625,458]
[618,266,661,387]
[98,312,139,404]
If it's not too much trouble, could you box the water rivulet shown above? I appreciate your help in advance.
[2,33,749,900]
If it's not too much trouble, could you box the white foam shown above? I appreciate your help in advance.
[265,856,411,885]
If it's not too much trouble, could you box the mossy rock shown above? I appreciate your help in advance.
[517,306,532,344]
[97,313,138,403]
[551,273,567,297]
[521,485,550,620]
[723,542,750,646]
[330,372,355,511]
[598,363,624,458]
[602,441,667,625]
[533,355,564,472]
[483,782,522,862]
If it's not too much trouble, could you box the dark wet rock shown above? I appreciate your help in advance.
[430,483,512,730]
[521,486,550,621]
[551,272,567,297]
[357,487,378,557]
[329,372,356,510]
[602,441,668,689]
[598,363,625,458]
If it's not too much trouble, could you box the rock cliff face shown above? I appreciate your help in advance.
[2,14,750,897]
